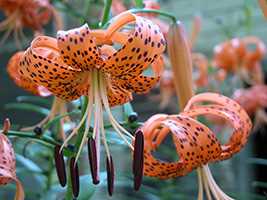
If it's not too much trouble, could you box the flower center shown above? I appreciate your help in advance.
[61,68,134,163]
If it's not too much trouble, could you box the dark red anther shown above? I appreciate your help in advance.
[87,138,99,184]
[33,126,42,136]
[54,145,67,187]
[70,157,80,198]
[132,130,144,191]
[106,156,114,196]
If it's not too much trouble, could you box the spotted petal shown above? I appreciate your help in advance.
[7,51,51,97]
[0,133,24,200]
[57,24,103,71]
[19,36,88,101]
[183,93,252,160]
[102,12,165,79]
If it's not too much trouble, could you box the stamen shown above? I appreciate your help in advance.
[70,157,80,198]
[98,74,134,150]
[132,130,144,191]
[60,101,90,152]
[200,165,234,200]
[75,73,94,164]
[100,103,111,159]
[197,168,203,200]
[106,156,114,196]
[87,138,100,184]
[54,145,67,187]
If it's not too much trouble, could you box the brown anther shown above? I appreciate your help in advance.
[33,126,43,136]
[54,145,67,187]
[106,156,114,196]
[2,118,11,134]
[132,130,144,191]
[87,138,99,184]
[70,157,80,198]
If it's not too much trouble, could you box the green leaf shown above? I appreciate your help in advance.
[16,154,43,173]
[16,96,51,106]
[43,110,80,130]
[247,157,267,166]
[5,103,50,116]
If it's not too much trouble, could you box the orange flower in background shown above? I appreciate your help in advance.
[0,119,24,200]
[258,0,267,19]
[233,85,267,116]
[233,85,267,130]
[0,0,62,47]
[19,11,165,195]
[7,52,69,138]
[213,36,266,84]
[140,93,252,199]
[192,53,208,87]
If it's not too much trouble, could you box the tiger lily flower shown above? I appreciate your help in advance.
[213,37,266,85]
[0,0,62,47]
[233,85,267,131]
[19,11,165,193]
[0,119,24,200]
[7,51,69,139]
[140,93,252,199]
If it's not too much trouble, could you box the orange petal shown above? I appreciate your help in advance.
[0,133,24,200]
[102,12,166,79]
[118,56,164,94]
[183,92,252,160]
[57,24,103,71]
[7,51,51,97]
[106,77,132,107]
[258,0,267,19]
[19,36,88,101]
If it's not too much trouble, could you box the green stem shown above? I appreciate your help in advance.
[65,159,73,200]
[130,8,177,23]
[135,0,144,8]
[7,130,74,156]
[100,0,113,27]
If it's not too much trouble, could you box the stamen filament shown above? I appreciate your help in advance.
[75,74,94,164]
[199,165,234,200]
[100,103,111,159]
[60,101,89,152]
[99,74,134,150]
[197,168,203,200]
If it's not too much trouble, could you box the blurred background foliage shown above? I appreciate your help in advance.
[0,0,267,200]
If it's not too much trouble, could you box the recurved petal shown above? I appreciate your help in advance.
[183,93,252,161]
[106,76,132,107]
[118,56,164,94]
[7,51,51,97]
[19,36,88,101]
[57,24,103,71]
[102,12,165,78]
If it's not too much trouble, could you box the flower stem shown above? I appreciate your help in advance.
[100,0,113,27]
[130,8,177,23]
[65,159,73,200]
[7,130,74,156]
